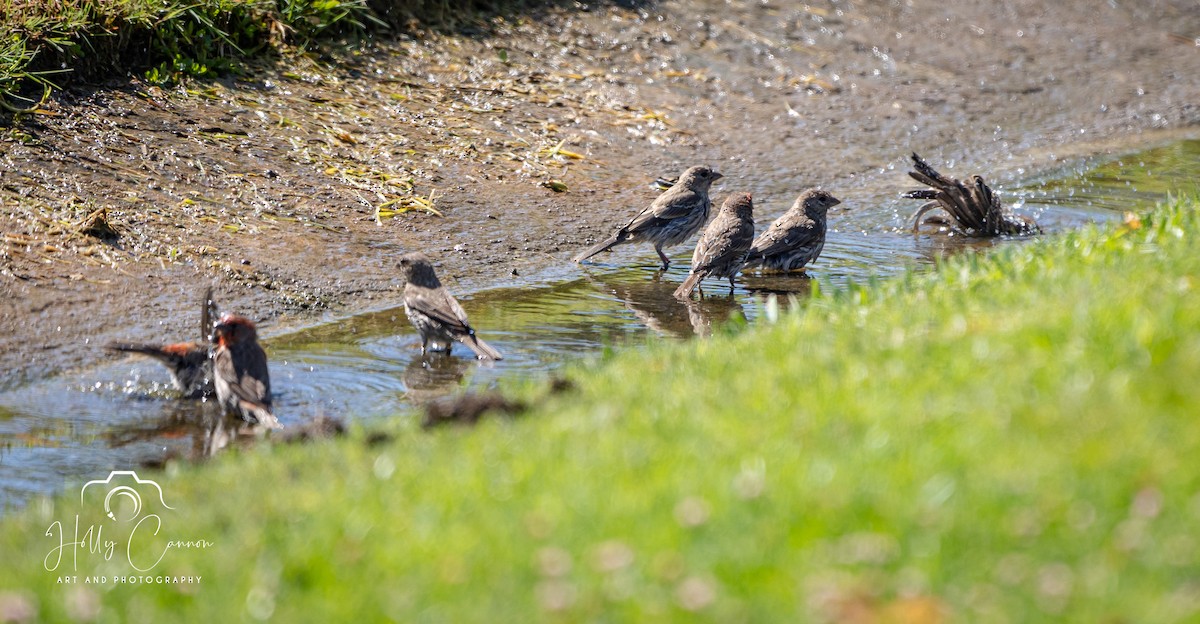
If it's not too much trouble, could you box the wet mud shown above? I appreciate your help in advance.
[1,0,1200,506]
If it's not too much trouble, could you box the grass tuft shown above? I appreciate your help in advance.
[0,0,541,107]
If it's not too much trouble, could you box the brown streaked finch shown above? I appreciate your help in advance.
[675,192,756,298]
[398,252,503,361]
[574,165,723,270]
[742,189,842,273]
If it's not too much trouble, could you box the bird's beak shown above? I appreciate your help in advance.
[831,198,843,208]
[713,172,725,181]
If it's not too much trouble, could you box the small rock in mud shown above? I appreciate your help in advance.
[79,207,120,241]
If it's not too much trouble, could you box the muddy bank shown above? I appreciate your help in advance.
[2,0,1198,386]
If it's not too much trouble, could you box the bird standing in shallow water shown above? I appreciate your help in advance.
[742,189,842,273]
[399,252,503,361]
[212,313,280,429]
[674,192,756,299]
[573,165,723,270]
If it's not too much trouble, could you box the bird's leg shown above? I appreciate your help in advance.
[655,245,671,271]
[728,276,736,292]
[421,337,429,354]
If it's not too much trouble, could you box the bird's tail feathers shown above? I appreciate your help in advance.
[462,334,504,360]
[674,272,705,299]
[106,342,176,363]
[573,233,625,263]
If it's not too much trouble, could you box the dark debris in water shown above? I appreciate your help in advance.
[423,391,526,429]
[547,376,577,395]
[275,414,347,444]
[139,449,183,471]
[364,430,394,447]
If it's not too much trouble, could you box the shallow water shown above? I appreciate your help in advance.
[2,139,1198,510]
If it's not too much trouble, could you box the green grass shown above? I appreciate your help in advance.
[2,198,1199,622]
[0,0,362,108]
[0,0,539,112]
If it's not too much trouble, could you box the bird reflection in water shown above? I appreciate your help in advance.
[402,352,471,406]
[912,235,1000,267]
[742,274,815,317]
[103,399,264,461]
[591,272,746,339]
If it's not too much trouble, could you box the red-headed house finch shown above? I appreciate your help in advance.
[742,189,842,273]
[212,313,281,429]
[105,286,220,398]
[674,192,756,299]
[399,252,503,361]
[574,165,723,270]
[905,152,1040,235]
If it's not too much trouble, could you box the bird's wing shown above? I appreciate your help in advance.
[626,188,704,232]
[621,206,667,234]
[407,288,475,335]
[215,345,271,406]
[693,218,754,272]
[752,220,816,257]
[726,219,757,261]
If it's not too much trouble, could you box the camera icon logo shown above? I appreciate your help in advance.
[80,471,174,523]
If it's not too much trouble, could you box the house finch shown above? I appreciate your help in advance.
[573,165,724,270]
[742,189,842,273]
[905,152,1040,236]
[105,286,219,398]
[674,192,756,298]
[212,313,281,429]
[398,252,503,360]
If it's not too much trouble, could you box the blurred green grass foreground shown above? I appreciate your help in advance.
[1,197,1199,622]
